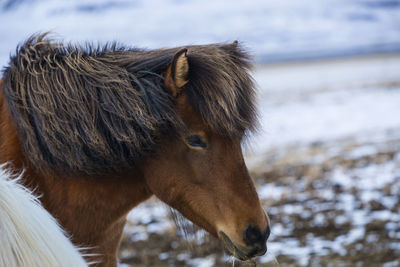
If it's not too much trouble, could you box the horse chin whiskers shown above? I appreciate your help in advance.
[170,208,197,240]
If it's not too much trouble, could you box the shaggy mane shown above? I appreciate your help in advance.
[2,34,256,175]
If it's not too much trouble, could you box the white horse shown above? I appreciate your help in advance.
[0,166,89,267]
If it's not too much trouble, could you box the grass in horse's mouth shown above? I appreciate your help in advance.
[219,231,254,262]
[232,258,257,267]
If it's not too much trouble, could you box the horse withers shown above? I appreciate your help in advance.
[0,34,270,266]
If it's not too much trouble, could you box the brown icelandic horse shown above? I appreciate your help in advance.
[0,34,270,266]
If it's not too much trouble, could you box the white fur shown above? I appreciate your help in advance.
[0,166,88,267]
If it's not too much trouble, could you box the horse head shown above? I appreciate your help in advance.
[143,47,270,260]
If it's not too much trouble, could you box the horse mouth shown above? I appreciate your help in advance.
[219,231,267,261]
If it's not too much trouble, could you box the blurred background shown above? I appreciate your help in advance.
[1,0,399,266]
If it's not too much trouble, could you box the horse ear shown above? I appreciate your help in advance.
[164,48,189,97]
[232,40,238,48]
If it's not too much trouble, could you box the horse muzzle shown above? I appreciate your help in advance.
[219,225,270,260]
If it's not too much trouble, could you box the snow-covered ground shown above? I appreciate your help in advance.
[1,0,400,67]
[246,54,400,266]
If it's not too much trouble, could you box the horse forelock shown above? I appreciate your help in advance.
[1,34,257,175]
[184,44,257,138]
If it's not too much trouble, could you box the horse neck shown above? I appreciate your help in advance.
[20,169,152,266]
[0,80,153,266]
[0,82,24,166]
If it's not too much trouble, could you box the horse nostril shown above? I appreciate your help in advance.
[244,225,268,246]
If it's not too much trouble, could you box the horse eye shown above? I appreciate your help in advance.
[186,135,207,149]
